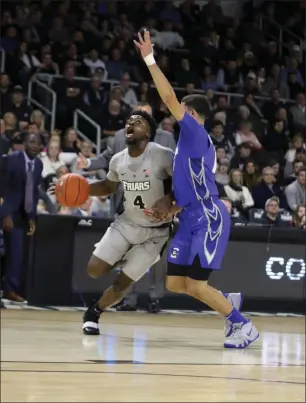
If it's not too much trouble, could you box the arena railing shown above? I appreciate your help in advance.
[27,77,57,132]
[35,73,294,106]
[73,109,102,154]
[257,14,304,60]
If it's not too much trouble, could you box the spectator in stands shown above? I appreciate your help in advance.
[29,110,45,132]
[83,74,106,120]
[215,159,230,186]
[119,72,138,109]
[292,205,306,229]
[1,133,42,303]
[0,120,10,157]
[260,196,285,227]
[217,60,243,92]
[234,120,262,150]
[72,198,101,217]
[200,65,217,91]
[91,196,111,218]
[287,72,305,100]
[243,160,261,190]
[220,197,247,225]
[0,73,12,114]
[8,86,32,125]
[261,64,289,99]
[41,140,64,179]
[2,113,18,140]
[290,93,306,129]
[275,107,291,136]
[224,169,254,216]
[262,88,287,122]
[52,65,83,129]
[284,159,304,186]
[106,48,127,80]
[284,134,305,176]
[215,146,227,163]
[175,59,199,88]
[136,82,151,104]
[48,17,69,43]
[62,128,80,153]
[151,21,184,50]
[252,166,288,209]
[285,168,306,211]
[36,53,59,75]
[160,117,174,134]
[230,142,253,171]
[83,49,107,76]
[210,120,234,159]
[262,119,289,154]
[101,100,125,148]
[58,206,72,215]
[281,57,304,87]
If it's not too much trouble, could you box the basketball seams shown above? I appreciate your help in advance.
[74,176,81,206]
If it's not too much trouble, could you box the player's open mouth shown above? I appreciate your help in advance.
[125,127,134,139]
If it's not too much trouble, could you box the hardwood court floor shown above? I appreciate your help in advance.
[1,310,305,402]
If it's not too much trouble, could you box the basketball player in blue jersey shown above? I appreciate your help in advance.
[135,30,259,348]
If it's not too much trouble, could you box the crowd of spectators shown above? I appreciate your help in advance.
[0,0,305,229]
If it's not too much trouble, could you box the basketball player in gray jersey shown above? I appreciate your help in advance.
[83,110,174,335]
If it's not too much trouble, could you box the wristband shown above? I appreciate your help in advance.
[144,53,156,66]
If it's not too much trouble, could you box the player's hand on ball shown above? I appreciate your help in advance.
[134,29,153,59]
[76,153,89,170]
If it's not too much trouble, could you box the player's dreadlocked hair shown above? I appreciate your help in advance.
[130,109,157,140]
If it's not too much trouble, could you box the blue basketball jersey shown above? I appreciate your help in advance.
[169,112,230,269]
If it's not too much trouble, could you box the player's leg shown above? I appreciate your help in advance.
[185,264,259,348]
[83,223,131,335]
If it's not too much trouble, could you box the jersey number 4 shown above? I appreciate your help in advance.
[133,195,146,209]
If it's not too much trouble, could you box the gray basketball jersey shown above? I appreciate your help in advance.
[107,142,174,227]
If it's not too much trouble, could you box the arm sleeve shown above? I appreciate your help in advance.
[88,139,115,170]
[178,112,211,157]
[106,155,120,182]
[161,148,174,176]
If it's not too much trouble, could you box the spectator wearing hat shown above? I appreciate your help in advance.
[7,86,32,125]
[260,196,285,226]
[224,169,254,217]
[210,120,234,159]
[285,168,306,211]
[252,166,288,209]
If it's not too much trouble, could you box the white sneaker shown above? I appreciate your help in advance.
[224,320,259,349]
[224,293,243,337]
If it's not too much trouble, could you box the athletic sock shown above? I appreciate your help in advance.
[226,308,248,324]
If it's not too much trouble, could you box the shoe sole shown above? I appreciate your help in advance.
[83,329,100,336]
[224,332,260,349]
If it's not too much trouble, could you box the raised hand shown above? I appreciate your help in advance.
[76,153,89,170]
[133,29,154,59]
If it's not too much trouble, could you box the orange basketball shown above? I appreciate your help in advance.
[55,173,89,207]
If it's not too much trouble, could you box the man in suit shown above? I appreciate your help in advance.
[76,101,176,313]
[1,133,42,303]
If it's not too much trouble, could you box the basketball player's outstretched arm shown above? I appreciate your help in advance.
[89,154,120,196]
[89,179,118,197]
[134,30,185,122]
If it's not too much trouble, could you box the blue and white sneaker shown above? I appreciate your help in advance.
[224,293,244,337]
[224,320,259,349]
